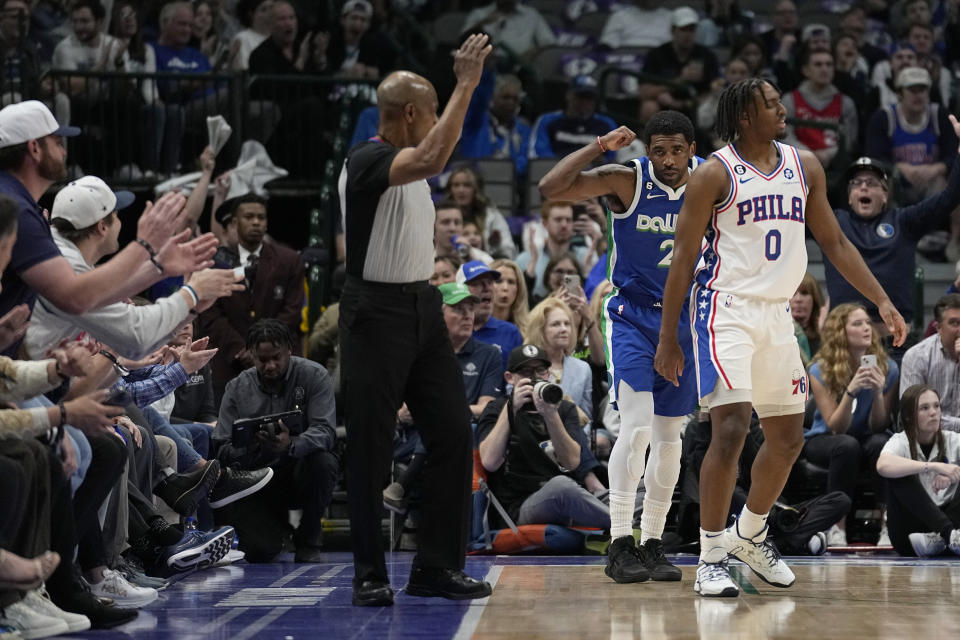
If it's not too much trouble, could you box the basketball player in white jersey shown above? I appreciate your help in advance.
[655,78,908,597]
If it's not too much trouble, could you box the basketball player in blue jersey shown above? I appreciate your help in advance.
[540,111,701,584]
[655,78,908,597]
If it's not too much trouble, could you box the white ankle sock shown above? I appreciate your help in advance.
[700,528,727,563]
[736,506,769,540]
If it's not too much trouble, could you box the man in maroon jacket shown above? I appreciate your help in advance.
[199,194,304,397]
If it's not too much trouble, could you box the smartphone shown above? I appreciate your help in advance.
[563,274,580,294]
[860,354,877,369]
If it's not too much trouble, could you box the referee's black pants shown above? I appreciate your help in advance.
[340,278,473,584]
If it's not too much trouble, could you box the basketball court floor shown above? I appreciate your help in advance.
[63,551,959,639]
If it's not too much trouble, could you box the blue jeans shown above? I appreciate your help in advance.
[517,475,610,529]
[170,422,211,460]
[142,406,202,471]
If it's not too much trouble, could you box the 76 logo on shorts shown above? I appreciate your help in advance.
[791,369,807,396]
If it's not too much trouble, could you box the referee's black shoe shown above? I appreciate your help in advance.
[405,568,492,600]
[352,579,394,606]
[637,538,682,581]
[605,536,650,583]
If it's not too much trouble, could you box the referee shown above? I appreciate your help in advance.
[339,34,494,607]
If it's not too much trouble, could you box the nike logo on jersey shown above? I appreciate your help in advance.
[738,176,754,183]
[646,193,665,199]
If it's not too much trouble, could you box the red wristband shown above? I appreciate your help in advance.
[597,136,606,153]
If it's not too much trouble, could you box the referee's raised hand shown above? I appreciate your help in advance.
[453,34,492,90]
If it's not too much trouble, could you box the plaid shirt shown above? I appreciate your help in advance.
[113,363,188,408]
[900,333,960,432]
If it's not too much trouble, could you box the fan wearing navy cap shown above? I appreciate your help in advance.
[529,75,618,162]
[0,100,218,357]
[458,259,523,371]
[824,117,960,361]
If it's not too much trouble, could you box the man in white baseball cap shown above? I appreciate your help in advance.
[0,99,217,358]
[0,100,80,151]
[23,174,243,363]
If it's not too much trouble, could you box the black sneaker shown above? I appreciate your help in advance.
[154,460,221,515]
[208,467,274,508]
[605,536,649,583]
[637,538,682,581]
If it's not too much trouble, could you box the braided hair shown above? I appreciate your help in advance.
[245,319,294,351]
[714,78,772,143]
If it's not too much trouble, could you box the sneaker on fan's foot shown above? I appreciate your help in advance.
[636,538,681,581]
[382,482,408,514]
[604,536,649,584]
[694,560,739,597]
[949,529,960,555]
[209,467,273,508]
[154,460,220,515]
[21,589,90,633]
[85,569,158,609]
[725,522,795,588]
[877,524,891,546]
[909,532,946,557]
[824,524,847,547]
[161,526,235,571]
[807,532,827,556]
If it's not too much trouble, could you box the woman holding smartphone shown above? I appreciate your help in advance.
[804,303,900,546]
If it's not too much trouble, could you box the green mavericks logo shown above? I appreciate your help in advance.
[635,213,678,233]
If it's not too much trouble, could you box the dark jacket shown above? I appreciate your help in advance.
[199,241,305,390]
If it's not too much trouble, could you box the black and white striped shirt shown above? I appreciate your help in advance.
[338,140,434,283]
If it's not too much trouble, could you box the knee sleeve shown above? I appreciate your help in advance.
[647,439,682,494]
[608,385,654,492]
[627,427,652,482]
[644,415,685,499]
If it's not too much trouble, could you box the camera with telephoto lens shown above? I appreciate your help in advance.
[769,502,800,533]
[533,381,563,404]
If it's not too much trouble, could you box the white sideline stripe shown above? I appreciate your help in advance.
[270,563,318,587]
[452,565,503,640]
[196,607,247,634]
[233,606,290,640]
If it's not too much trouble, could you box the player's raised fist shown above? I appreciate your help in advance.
[600,126,636,152]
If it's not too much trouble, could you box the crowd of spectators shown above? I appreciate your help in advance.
[1,0,960,636]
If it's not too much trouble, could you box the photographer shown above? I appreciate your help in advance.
[476,344,609,529]
[213,319,338,563]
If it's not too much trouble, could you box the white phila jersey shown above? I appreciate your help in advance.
[695,141,809,301]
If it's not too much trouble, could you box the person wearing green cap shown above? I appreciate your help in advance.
[383,282,503,513]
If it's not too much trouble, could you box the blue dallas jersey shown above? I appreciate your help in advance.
[606,155,703,300]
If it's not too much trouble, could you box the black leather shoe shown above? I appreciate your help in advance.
[352,580,394,607]
[294,546,325,563]
[406,567,492,600]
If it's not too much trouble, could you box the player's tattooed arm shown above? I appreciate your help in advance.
[539,126,638,205]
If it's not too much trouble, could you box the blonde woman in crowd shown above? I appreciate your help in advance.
[525,297,592,419]
[805,303,899,546]
[490,259,529,333]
